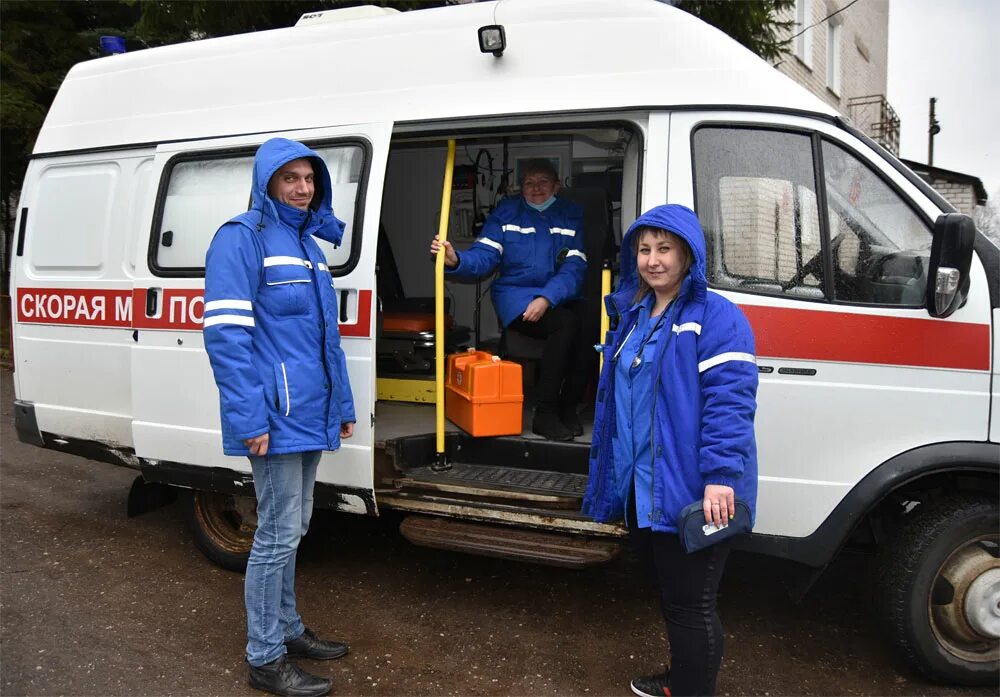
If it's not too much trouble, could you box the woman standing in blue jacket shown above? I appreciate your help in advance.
[582,204,758,697]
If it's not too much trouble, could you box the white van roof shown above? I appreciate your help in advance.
[35,0,837,155]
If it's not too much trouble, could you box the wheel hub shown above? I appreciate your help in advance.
[194,491,258,554]
[930,537,1000,663]
[965,567,1000,640]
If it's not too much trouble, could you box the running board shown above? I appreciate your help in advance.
[395,463,587,509]
[399,515,621,569]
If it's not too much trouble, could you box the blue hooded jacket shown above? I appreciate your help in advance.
[446,195,586,327]
[581,205,759,532]
[203,138,356,456]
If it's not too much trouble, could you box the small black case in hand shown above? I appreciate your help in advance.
[677,499,751,553]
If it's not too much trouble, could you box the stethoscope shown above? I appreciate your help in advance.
[612,310,668,369]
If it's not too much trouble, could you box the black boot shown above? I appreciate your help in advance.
[285,627,349,660]
[248,655,332,697]
[532,409,574,441]
[558,405,584,437]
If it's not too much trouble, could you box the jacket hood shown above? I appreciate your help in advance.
[613,204,708,311]
[251,137,346,244]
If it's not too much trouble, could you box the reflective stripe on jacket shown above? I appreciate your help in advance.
[447,196,586,326]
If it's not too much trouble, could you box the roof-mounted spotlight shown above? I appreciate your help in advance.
[478,25,506,57]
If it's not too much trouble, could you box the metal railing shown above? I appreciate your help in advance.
[847,94,900,155]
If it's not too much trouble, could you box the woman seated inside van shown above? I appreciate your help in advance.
[430,159,593,442]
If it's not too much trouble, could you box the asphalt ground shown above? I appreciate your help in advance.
[1,368,996,697]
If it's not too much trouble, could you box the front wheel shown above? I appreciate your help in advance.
[877,494,999,685]
[188,490,257,572]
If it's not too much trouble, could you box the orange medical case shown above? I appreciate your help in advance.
[445,350,523,437]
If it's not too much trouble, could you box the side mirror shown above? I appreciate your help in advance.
[926,213,975,318]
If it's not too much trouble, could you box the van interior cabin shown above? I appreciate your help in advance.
[373,123,638,522]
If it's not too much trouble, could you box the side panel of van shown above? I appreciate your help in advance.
[665,111,993,538]
[129,124,391,512]
[12,150,154,448]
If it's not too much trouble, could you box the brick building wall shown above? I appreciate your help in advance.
[775,0,889,118]
[901,160,988,217]
[926,180,977,216]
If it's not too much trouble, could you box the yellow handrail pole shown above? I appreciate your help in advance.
[599,264,612,372]
[434,139,457,470]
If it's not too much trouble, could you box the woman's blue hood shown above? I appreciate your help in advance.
[251,137,346,244]
[614,204,708,310]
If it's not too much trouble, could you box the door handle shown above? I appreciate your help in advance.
[145,288,160,317]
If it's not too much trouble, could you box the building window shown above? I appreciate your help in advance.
[827,17,842,95]
[794,0,813,68]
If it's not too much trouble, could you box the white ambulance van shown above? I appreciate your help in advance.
[9,0,998,684]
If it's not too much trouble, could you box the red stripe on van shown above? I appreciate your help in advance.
[338,289,373,338]
[740,304,990,371]
[132,288,203,330]
[16,287,373,338]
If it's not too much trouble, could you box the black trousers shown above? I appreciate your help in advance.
[629,498,732,697]
[507,300,596,412]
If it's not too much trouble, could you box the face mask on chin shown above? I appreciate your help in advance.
[526,196,556,212]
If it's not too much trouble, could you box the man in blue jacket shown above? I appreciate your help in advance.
[204,138,356,697]
[430,159,591,441]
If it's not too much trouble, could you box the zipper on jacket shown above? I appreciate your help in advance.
[648,299,683,527]
[298,235,336,435]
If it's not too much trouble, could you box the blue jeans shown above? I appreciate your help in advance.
[245,450,321,666]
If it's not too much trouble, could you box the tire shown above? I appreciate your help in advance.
[188,490,257,572]
[877,494,999,685]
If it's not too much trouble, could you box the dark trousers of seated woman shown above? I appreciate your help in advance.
[628,494,732,697]
[507,299,595,414]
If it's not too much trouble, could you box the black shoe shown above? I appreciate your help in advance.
[285,627,349,661]
[248,655,332,697]
[558,407,584,437]
[630,671,671,697]
[532,410,574,441]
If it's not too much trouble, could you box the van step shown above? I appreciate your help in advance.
[399,515,620,569]
[396,463,587,508]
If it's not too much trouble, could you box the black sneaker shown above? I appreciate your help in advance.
[558,406,584,437]
[248,655,332,697]
[532,409,574,441]
[630,671,671,697]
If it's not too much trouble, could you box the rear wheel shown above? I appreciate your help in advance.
[877,494,999,685]
[188,490,257,572]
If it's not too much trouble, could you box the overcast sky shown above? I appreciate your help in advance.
[887,0,999,201]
